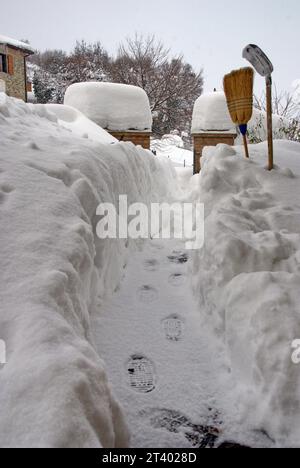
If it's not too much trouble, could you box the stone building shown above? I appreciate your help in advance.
[191,92,237,173]
[0,35,34,102]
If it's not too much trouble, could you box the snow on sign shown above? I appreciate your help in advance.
[64,82,152,132]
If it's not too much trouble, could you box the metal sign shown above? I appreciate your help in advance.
[242,44,274,77]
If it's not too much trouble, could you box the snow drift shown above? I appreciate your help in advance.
[193,141,300,447]
[151,134,193,167]
[0,94,174,448]
[64,82,153,132]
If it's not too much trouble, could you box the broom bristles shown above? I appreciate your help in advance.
[223,67,254,126]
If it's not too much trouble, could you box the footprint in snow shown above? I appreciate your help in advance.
[127,356,156,394]
[137,285,158,303]
[168,251,189,265]
[162,315,184,342]
[168,273,186,287]
[0,184,15,204]
[142,408,221,449]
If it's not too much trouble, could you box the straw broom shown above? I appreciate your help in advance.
[223,67,254,159]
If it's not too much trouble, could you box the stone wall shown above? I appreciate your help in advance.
[192,132,237,174]
[108,131,151,150]
[0,46,27,101]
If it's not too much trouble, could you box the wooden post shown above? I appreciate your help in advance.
[242,134,250,159]
[266,75,274,170]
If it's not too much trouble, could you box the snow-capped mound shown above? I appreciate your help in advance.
[192,91,289,143]
[191,92,235,133]
[43,104,117,144]
[64,82,153,132]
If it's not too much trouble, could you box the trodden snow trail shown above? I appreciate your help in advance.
[91,171,271,449]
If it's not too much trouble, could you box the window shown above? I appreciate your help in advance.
[0,54,7,74]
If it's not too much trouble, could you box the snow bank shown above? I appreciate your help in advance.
[191,92,236,133]
[193,141,300,446]
[42,104,117,144]
[244,107,288,143]
[0,93,175,448]
[0,35,34,54]
[64,82,153,132]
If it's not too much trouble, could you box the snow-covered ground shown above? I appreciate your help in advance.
[64,82,152,132]
[1,93,300,448]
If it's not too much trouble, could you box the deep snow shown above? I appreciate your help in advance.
[0,94,174,448]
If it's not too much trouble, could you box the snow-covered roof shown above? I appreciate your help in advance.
[0,34,34,54]
[64,82,152,132]
[191,91,236,134]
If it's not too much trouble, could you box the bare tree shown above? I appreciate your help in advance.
[109,35,204,136]
[254,85,300,120]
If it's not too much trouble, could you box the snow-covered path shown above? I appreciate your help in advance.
[92,233,239,448]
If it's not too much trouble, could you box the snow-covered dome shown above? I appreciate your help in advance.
[191,92,236,133]
[64,82,152,132]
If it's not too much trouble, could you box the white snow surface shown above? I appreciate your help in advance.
[191,92,236,133]
[64,82,153,132]
[151,135,193,168]
[192,91,287,143]
[0,93,175,448]
[2,91,300,448]
[0,35,34,53]
[42,104,117,144]
[193,141,300,447]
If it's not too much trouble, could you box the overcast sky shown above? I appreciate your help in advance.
[1,0,299,95]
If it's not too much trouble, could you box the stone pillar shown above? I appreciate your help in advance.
[192,132,237,174]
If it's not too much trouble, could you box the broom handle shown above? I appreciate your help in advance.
[243,134,250,159]
[266,75,274,170]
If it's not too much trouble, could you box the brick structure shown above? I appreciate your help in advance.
[191,92,237,173]
[0,36,34,102]
[192,131,237,174]
[108,131,151,150]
